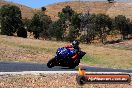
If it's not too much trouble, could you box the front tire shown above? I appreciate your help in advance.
[47,58,55,68]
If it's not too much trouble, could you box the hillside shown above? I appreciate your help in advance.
[0,0,35,19]
[45,1,132,20]
[0,1,132,20]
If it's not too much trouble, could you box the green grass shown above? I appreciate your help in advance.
[81,55,110,67]
[81,55,132,69]
[107,46,132,51]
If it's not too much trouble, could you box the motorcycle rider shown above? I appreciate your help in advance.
[47,40,86,68]
[64,40,81,61]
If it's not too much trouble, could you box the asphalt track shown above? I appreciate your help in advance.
[0,62,132,73]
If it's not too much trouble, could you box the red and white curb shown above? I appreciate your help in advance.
[0,71,131,75]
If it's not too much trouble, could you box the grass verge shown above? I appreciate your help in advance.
[81,55,132,69]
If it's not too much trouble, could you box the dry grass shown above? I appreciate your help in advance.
[0,35,132,69]
[0,74,131,88]
[0,35,53,63]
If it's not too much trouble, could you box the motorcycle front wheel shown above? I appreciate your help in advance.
[47,58,56,68]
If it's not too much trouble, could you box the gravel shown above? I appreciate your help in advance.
[0,74,131,88]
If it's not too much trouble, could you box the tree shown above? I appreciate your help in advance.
[41,7,46,11]
[62,5,74,20]
[48,20,64,40]
[30,12,52,39]
[127,20,132,39]
[22,18,31,32]
[71,13,81,29]
[107,0,114,3]
[57,6,77,41]
[64,12,81,41]
[95,14,112,44]
[79,13,97,43]
[130,21,132,34]
[0,5,23,36]
[66,26,78,42]
[30,13,43,39]
[39,13,52,39]
[58,6,75,29]
[114,15,129,40]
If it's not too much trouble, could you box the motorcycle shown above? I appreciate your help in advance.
[47,47,86,69]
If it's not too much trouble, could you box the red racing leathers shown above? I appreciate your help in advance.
[64,44,80,61]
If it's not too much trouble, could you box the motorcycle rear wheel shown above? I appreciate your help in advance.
[69,59,80,69]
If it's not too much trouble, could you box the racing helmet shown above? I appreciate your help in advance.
[72,40,80,47]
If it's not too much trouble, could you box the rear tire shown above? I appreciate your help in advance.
[47,58,55,68]
[69,64,77,69]
[69,59,80,69]
[74,59,80,65]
